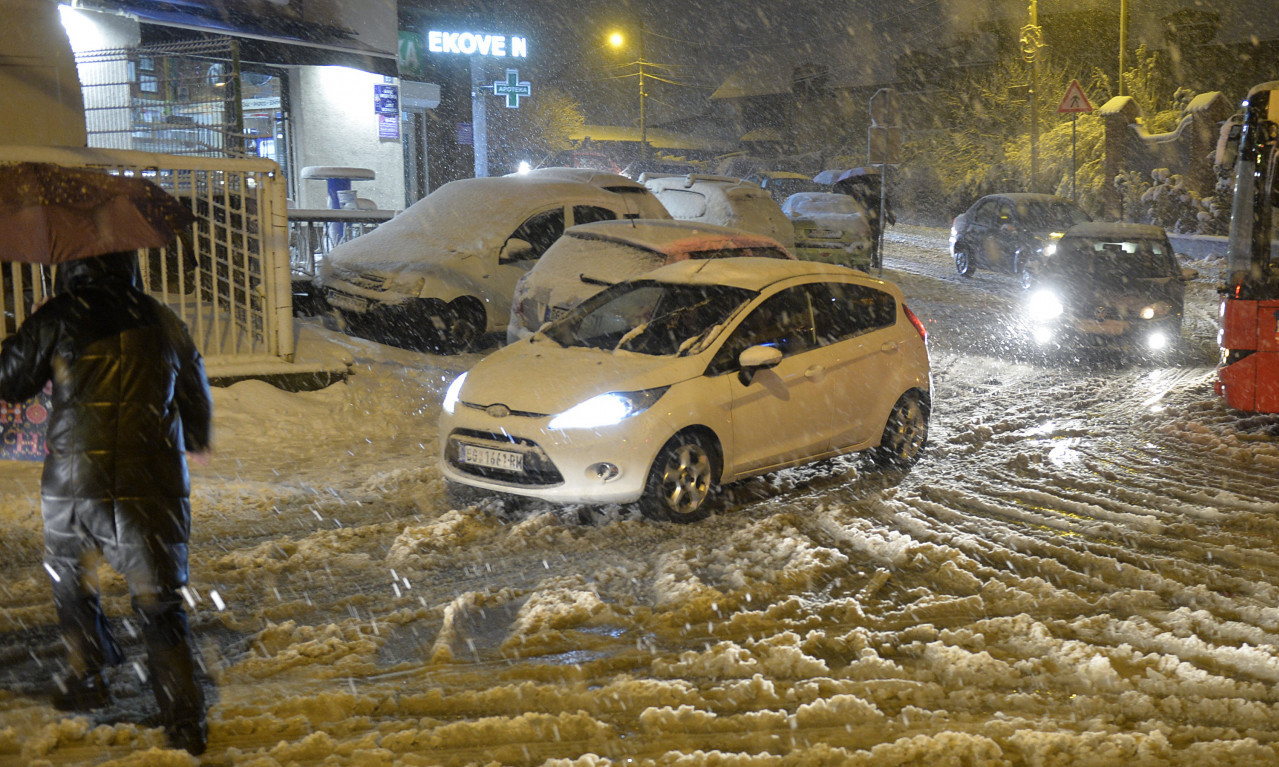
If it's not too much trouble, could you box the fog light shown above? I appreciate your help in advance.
[1147,331,1169,350]
[1032,326,1054,345]
[586,462,621,482]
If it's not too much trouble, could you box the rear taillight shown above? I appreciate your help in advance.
[903,304,927,343]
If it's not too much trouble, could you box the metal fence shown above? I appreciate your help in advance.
[288,209,395,279]
[74,40,246,158]
[0,146,293,373]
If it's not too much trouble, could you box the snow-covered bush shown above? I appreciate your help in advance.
[1113,168,1212,234]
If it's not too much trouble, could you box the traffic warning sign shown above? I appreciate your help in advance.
[1056,80,1094,114]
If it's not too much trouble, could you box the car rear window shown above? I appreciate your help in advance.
[654,188,709,218]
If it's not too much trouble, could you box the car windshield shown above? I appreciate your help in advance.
[543,279,757,356]
[1052,237,1177,279]
[788,194,861,216]
[1018,200,1091,230]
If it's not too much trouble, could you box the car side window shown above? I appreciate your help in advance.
[708,287,816,375]
[809,282,896,345]
[997,203,1014,227]
[974,201,997,228]
[572,205,616,226]
[505,208,566,263]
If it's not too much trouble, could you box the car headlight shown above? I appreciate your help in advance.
[547,387,668,430]
[1043,242,1057,257]
[1027,289,1064,321]
[442,372,468,414]
[388,275,427,296]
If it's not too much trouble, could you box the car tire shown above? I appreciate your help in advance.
[954,248,975,277]
[1018,265,1034,290]
[871,391,929,469]
[640,431,719,523]
[442,298,486,353]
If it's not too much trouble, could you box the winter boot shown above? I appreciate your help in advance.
[52,670,111,712]
[166,717,208,755]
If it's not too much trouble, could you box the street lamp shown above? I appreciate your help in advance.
[607,25,648,161]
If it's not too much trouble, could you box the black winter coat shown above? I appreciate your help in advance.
[0,254,213,547]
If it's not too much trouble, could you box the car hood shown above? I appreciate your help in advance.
[459,341,704,415]
[790,212,870,234]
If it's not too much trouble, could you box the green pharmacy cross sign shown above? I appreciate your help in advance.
[492,69,531,108]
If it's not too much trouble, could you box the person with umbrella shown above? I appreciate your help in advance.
[0,164,212,755]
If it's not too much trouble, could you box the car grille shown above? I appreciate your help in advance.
[446,428,564,486]
[346,273,390,291]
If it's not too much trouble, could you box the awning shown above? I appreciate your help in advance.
[119,1,398,76]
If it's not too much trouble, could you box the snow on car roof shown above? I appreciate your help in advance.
[518,166,650,192]
[642,255,873,290]
[565,219,789,257]
[985,192,1071,203]
[1061,221,1168,240]
[323,175,651,269]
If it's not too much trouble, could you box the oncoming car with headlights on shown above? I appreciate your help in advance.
[440,258,931,522]
[1023,222,1197,351]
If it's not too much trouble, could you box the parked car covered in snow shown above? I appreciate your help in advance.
[1024,222,1197,350]
[743,170,826,204]
[950,193,1091,287]
[507,219,794,343]
[441,258,931,522]
[781,192,874,270]
[315,169,669,352]
[641,173,795,250]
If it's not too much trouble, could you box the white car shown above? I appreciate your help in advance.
[440,258,931,522]
[782,192,875,270]
[506,219,794,344]
[316,169,669,352]
[640,173,796,250]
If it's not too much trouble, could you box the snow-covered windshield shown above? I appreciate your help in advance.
[544,279,756,355]
[785,193,862,216]
[1051,237,1178,280]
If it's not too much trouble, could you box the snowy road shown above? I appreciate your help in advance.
[1,226,1278,766]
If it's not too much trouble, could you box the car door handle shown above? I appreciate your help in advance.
[880,341,899,353]
[804,365,826,381]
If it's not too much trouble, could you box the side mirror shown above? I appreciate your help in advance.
[1181,267,1199,281]
[737,344,782,385]
[500,238,534,263]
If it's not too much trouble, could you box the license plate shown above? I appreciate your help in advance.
[326,291,367,312]
[461,444,523,472]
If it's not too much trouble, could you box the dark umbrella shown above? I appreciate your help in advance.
[0,162,194,264]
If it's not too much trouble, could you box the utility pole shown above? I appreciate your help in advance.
[1118,0,1128,95]
[638,22,647,161]
[1020,0,1045,193]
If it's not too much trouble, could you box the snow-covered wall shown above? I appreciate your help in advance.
[292,66,405,210]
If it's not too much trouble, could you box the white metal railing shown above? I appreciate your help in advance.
[288,208,394,279]
[0,146,292,369]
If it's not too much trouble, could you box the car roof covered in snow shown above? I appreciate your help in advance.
[1061,221,1169,240]
[983,192,1073,204]
[640,256,884,292]
[322,174,667,269]
[563,219,791,257]
[517,166,652,193]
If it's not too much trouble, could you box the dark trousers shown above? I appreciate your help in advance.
[44,523,205,726]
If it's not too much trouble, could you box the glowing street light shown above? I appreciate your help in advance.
[607,26,648,161]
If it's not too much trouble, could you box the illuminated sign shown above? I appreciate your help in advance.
[427,30,527,58]
[492,70,531,108]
